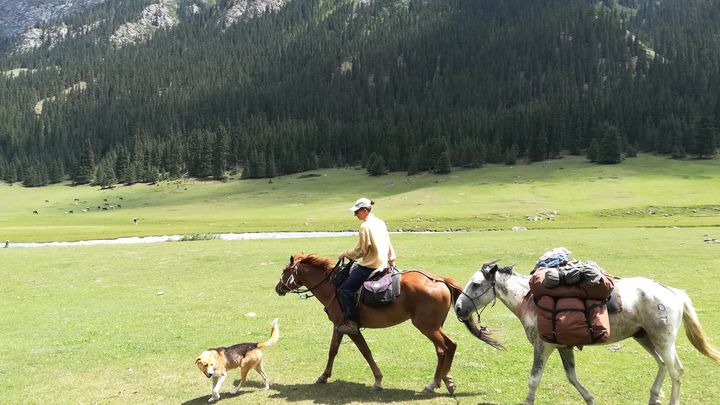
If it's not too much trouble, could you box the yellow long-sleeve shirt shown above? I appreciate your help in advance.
[344,213,396,270]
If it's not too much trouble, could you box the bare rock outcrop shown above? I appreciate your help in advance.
[110,1,179,47]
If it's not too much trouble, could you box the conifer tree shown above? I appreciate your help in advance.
[115,146,131,184]
[695,116,717,159]
[95,158,117,189]
[74,139,95,184]
[527,129,548,162]
[596,123,624,164]
[406,152,419,176]
[587,138,600,162]
[505,144,519,165]
[434,151,452,174]
[366,152,386,176]
[212,130,228,180]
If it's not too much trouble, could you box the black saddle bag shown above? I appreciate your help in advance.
[332,259,353,288]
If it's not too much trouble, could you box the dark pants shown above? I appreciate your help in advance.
[339,264,373,322]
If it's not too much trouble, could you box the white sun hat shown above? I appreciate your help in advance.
[349,197,373,212]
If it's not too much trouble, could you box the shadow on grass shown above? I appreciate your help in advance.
[182,379,495,404]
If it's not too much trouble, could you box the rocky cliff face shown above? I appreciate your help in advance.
[110,1,180,47]
[1,0,291,55]
[0,0,106,38]
[221,0,288,29]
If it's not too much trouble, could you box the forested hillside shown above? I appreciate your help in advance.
[0,0,718,187]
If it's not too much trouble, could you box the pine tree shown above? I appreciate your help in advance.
[505,144,518,165]
[74,139,95,184]
[366,152,386,176]
[694,116,717,159]
[596,123,624,164]
[587,139,600,162]
[265,150,277,178]
[95,159,117,189]
[434,151,452,174]
[166,141,183,179]
[115,146,131,184]
[527,129,548,162]
[406,152,419,176]
[212,130,228,180]
[48,160,64,184]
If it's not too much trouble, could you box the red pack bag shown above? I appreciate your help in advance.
[534,296,610,345]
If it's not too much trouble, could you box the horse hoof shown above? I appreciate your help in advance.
[446,383,457,395]
[315,376,328,384]
[372,384,383,391]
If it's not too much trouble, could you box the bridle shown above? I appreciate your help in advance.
[458,265,498,323]
[278,259,333,299]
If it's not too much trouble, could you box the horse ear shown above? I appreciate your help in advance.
[499,264,515,274]
[481,260,500,277]
[289,256,294,264]
[483,259,500,268]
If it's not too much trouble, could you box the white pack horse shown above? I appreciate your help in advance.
[455,260,720,405]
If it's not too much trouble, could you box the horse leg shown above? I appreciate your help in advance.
[439,330,458,395]
[347,332,384,390]
[655,342,683,405]
[634,333,666,404]
[557,347,594,404]
[418,329,452,394]
[316,329,343,384]
[524,340,554,405]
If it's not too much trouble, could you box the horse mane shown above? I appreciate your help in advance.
[295,253,335,273]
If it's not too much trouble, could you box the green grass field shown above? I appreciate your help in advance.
[1,154,719,404]
[1,154,719,243]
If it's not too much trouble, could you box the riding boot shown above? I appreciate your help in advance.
[336,319,359,335]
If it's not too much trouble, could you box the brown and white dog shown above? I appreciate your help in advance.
[195,319,279,402]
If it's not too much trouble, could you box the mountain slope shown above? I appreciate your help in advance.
[0,0,718,187]
[0,0,107,38]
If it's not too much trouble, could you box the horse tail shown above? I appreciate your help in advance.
[679,291,720,362]
[257,319,280,349]
[443,277,504,350]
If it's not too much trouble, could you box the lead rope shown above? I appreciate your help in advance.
[457,281,496,324]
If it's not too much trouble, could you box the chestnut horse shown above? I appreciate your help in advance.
[275,254,500,394]
[455,260,720,405]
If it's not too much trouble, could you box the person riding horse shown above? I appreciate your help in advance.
[337,197,396,335]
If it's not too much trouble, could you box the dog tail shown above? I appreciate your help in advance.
[257,318,279,349]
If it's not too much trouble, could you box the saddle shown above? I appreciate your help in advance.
[360,268,401,308]
[331,260,401,309]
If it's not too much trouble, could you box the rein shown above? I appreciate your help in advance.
[458,271,497,323]
[280,262,333,299]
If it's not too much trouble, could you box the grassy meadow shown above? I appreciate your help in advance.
[1,154,719,243]
[1,154,720,404]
